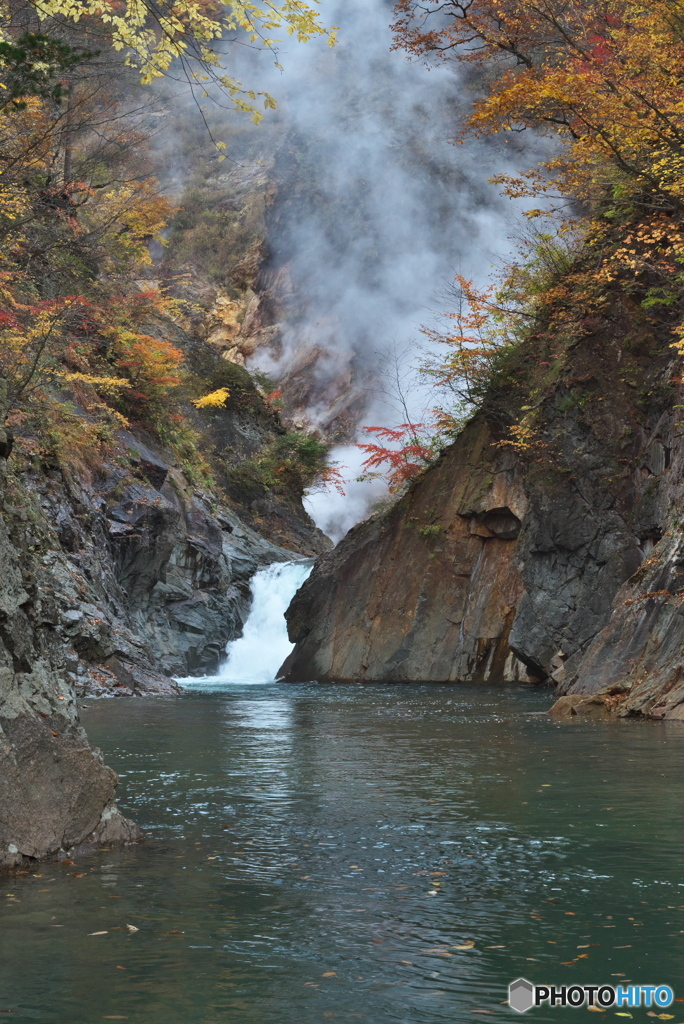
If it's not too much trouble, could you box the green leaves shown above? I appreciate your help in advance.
[0,33,98,111]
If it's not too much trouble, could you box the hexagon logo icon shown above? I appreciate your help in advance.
[509,978,535,1013]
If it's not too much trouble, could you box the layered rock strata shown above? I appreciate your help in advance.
[15,429,310,696]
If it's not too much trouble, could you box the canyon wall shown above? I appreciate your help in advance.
[0,379,140,869]
[282,301,684,717]
[0,368,324,866]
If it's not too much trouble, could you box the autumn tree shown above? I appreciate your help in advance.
[389,0,684,434]
[3,0,335,124]
[392,0,684,215]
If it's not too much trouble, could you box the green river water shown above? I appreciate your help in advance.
[1,684,683,1023]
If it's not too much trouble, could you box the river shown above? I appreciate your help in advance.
[2,680,684,1022]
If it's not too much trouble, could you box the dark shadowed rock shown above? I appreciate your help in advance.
[282,417,535,684]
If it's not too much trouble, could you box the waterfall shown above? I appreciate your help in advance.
[179,561,312,688]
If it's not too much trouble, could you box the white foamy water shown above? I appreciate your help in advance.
[179,560,313,688]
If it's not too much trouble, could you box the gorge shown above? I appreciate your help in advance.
[2,0,684,1017]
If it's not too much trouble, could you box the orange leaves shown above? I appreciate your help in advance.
[358,423,434,491]
[0,294,96,401]
[114,333,184,398]
[420,272,517,406]
[317,463,346,495]
[393,0,684,212]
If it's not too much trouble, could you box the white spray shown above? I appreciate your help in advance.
[178,561,312,688]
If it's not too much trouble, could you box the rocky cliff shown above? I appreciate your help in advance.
[0,379,141,869]
[19,431,308,697]
[0,290,332,870]
[282,296,684,717]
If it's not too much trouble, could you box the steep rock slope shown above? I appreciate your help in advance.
[0,381,139,869]
[19,431,299,695]
[282,301,683,715]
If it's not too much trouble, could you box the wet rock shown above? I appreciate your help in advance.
[548,694,611,718]
[18,427,313,694]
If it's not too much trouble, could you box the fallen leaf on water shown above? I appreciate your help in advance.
[577,945,590,948]
[577,954,590,959]
[71,873,88,878]
[304,982,319,988]
[561,961,578,966]
[116,966,126,971]
[656,1016,674,1020]
[166,930,183,935]
[102,1017,128,1020]
[613,946,632,949]
[322,972,336,977]
[61,860,75,867]
[400,961,413,965]
[88,931,108,936]
[587,1007,606,1013]
[126,925,139,933]
[485,946,506,949]
[453,941,475,950]
[565,912,576,916]
[615,1015,633,1018]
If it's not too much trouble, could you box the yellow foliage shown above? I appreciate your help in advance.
[82,180,175,274]
[394,0,684,212]
[26,0,336,119]
[192,387,231,408]
[56,371,130,391]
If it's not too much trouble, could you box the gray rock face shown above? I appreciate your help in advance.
[282,312,684,717]
[0,365,322,867]
[0,378,139,869]
[19,431,304,697]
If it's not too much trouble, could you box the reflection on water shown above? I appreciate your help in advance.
[1,684,684,1023]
